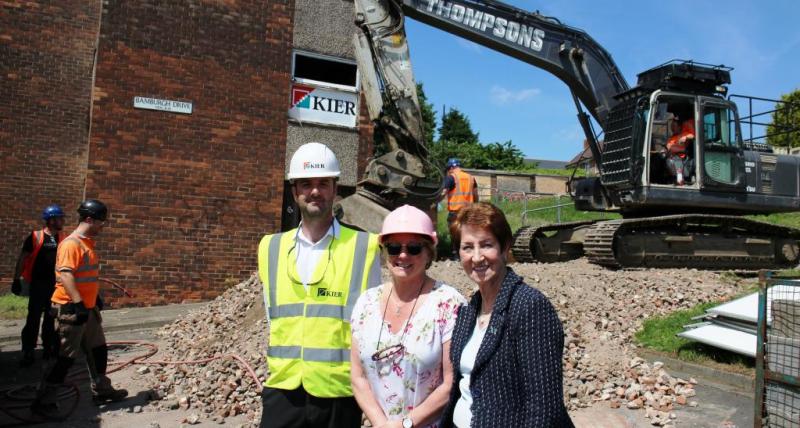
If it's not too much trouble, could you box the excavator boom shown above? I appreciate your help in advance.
[339,0,630,232]
[342,0,800,271]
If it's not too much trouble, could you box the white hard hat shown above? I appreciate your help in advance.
[287,142,341,181]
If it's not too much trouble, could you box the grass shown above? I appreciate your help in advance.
[751,212,800,229]
[635,300,755,374]
[434,196,621,257]
[0,293,28,320]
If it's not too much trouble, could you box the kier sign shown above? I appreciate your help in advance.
[289,83,358,128]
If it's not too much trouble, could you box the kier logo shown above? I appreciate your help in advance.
[290,84,356,115]
[303,161,325,170]
[289,83,358,127]
[291,84,314,109]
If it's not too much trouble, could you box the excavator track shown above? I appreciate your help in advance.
[511,220,597,263]
[583,214,800,269]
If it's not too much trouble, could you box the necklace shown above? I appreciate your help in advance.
[477,311,492,329]
[389,287,415,315]
[388,278,426,316]
[375,278,426,351]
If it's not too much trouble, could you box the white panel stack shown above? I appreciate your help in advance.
[677,284,800,358]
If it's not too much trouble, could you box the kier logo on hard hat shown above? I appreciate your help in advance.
[303,161,326,170]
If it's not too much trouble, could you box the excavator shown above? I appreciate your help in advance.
[334,0,800,269]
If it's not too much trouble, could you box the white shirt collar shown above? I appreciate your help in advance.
[295,217,340,246]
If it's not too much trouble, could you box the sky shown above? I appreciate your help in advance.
[403,0,800,161]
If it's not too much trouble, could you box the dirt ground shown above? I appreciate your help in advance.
[0,259,757,427]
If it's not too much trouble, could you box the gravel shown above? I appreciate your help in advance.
[144,259,748,426]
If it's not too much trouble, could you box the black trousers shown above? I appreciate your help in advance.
[259,386,361,428]
[20,283,56,354]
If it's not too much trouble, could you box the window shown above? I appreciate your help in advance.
[702,106,738,148]
[702,105,740,185]
[292,51,358,90]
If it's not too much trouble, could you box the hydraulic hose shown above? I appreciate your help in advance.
[0,340,262,426]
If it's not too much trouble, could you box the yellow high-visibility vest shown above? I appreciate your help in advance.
[257,224,380,397]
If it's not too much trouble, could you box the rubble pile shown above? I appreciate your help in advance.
[432,259,746,425]
[144,259,747,426]
[144,274,268,425]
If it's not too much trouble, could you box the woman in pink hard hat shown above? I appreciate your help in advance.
[350,205,466,428]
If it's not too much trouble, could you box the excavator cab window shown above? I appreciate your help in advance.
[648,97,696,185]
[700,104,741,186]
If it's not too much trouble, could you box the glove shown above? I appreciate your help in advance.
[74,302,90,325]
[62,302,90,325]
[96,294,105,311]
[11,278,21,296]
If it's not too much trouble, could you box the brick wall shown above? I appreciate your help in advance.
[0,1,101,291]
[0,1,380,306]
[84,0,294,306]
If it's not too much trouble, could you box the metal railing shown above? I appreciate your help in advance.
[475,187,605,226]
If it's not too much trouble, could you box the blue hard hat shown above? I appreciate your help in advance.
[447,158,461,169]
[42,204,65,220]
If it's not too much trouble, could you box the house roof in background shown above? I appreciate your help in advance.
[525,159,568,169]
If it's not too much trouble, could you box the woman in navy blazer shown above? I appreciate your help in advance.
[442,203,573,428]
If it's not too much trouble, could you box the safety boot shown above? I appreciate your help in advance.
[91,376,128,404]
[30,382,61,419]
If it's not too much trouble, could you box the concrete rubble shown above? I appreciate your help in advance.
[143,258,747,425]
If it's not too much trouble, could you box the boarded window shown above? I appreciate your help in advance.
[293,52,357,89]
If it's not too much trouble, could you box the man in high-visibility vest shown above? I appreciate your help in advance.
[257,142,381,428]
[11,204,66,367]
[441,157,478,228]
[665,114,696,186]
[32,199,127,417]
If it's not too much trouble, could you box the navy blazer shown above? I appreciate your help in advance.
[441,268,574,427]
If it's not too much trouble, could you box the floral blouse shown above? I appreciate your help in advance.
[351,281,466,428]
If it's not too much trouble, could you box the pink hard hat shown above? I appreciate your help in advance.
[379,205,438,245]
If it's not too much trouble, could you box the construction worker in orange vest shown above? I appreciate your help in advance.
[441,158,479,227]
[32,199,127,417]
[11,205,66,367]
[665,114,696,185]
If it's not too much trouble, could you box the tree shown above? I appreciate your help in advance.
[480,141,525,170]
[372,83,529,173]
[766,89,800,148]
[429,107,529,172]
[417,83,437,148]
[438,108,479,145]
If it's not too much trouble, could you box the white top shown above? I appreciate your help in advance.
[452,322,488,428]
[351,281,466,428]
[294,218,339,291]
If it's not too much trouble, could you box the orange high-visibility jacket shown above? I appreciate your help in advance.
[447,169,476,212]
[21,229,66,284]
[51,234,101,309]
[667,120,696,156]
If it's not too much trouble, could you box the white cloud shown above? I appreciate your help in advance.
[490,85,541,105]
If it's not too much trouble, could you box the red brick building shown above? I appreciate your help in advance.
[1,0,373,306]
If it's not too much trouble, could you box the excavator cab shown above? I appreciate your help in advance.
[643,92,745,193]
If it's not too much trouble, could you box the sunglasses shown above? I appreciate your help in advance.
[383,243,425,256]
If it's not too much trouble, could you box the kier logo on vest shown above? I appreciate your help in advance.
[317,288,343,298]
